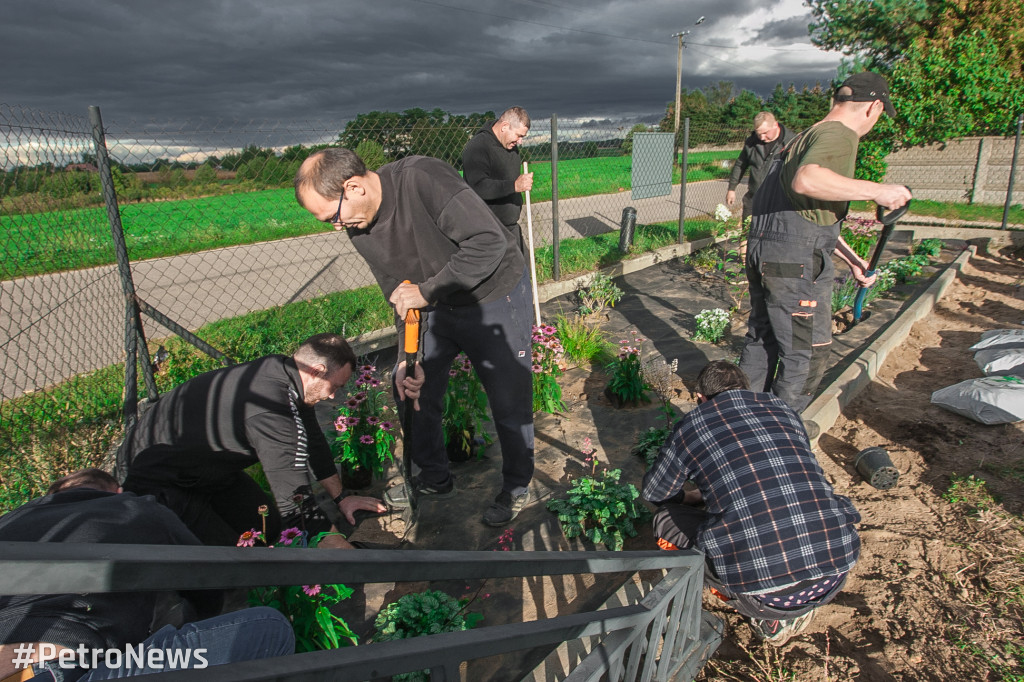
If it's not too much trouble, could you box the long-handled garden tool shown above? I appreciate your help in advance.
[400,297,421,538]
[523,161,542,327]
[852,188,913,325]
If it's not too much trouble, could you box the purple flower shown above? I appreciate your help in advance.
[302,584,321,597]
[449,369,458,377]
[345,398,360,409]
[236,529,263,547]
[380,421,395,431]
[532,364,543,373]
[347,417,360,427]
[367,416,380,425]
[278,527,303,546]
[360,435,375,445]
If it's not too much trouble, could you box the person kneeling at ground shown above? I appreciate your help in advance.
[641,361,860,646]
[0,468,295,680]
[122,333,420,547]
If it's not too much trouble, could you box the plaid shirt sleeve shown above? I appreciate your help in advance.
[641,424,691,504]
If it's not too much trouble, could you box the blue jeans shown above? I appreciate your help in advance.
[71,607,294,679]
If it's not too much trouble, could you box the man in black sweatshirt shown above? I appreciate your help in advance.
[0,468,294,680]
[462,106,533,253]
[294,149,534,526]
[121,333,388,547]
[725,112,797,224]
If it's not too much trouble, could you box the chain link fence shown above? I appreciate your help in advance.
[3,102,1020,509]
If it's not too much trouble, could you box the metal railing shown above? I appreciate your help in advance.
[0,544,723,681]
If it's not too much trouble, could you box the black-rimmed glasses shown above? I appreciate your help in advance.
[326,193,344,225]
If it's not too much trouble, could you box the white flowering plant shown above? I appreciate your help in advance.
[714,203,733,224]
[693,308,730,344]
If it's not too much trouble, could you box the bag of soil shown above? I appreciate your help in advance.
[969,329,1024,352]
[930,376,1024,425]
[974,348,1024,377]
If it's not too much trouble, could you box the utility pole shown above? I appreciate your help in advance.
[673,17,705,134]
[672,31,689,134]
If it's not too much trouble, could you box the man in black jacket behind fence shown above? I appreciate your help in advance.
[726,112,797,224]
[462,106,533,254]
[294,149,534,527]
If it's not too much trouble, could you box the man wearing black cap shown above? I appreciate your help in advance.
[739,71,913,414]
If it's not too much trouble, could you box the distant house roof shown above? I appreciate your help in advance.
[65,163,99,172]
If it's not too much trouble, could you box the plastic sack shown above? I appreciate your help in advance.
[969,329,1024,352]
[930,376,1024,425]
[974,348,1024,377]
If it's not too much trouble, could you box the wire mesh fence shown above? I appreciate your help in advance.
[2,102,1021,510]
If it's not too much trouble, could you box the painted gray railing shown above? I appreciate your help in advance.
[0,544,722,681]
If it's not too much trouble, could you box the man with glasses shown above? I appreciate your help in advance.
[294,149,534,526]
[121,334,390,547]
[462,106,533,254]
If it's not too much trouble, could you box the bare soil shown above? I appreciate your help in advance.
[703,246,1024,681]
[336,240,1024,681]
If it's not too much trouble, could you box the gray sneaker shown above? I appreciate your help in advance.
[383,476,456,509]
[749,610,815,646]
[482,490,530,526]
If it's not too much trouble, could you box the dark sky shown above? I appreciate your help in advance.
[2,0,842,127]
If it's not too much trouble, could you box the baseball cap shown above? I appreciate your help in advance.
[835,72,896,116]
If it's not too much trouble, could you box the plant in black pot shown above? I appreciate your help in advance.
[442,353,492,462]
[330,363,397,489]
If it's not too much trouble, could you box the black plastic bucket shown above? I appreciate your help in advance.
[854,447,900,490]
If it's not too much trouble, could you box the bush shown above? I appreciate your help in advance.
[547,467,651,551]
[685,245,721,272]
[373,590,482,682]
[355,139,390,170]
[914,238,944,258]
[631,427,670,468]
[692,308,730,344]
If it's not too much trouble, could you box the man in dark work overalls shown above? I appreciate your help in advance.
[740,72,913,414]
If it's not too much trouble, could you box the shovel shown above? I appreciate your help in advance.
[852,188,912,325]
[400,300,421,538]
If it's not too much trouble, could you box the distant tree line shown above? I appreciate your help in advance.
[655,80,831,148]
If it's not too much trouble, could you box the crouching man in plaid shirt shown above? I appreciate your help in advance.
[642,360,860,646]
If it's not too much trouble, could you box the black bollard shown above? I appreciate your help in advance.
[619,206,637,253]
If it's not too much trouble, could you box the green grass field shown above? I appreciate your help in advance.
[2,152,738,281]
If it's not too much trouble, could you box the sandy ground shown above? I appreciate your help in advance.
[703,246,1024,681]
[330,239,1024,680]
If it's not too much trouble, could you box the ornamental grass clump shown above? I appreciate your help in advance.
[442,353,492,460]
[605,331,651,406]
[555,313,613,366]
[239,506,358,652]
[546,439,651,551]
[373,590,483,682]
[331,363,397,480]
[532,323,567,414]
[692,308,730,344]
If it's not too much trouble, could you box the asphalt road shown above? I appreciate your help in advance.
[0,179,733,400]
